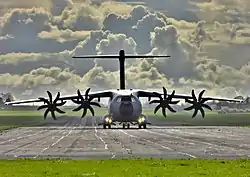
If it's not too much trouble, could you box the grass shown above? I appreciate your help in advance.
[0,107,250,131]
[0,109,44,131]
[0,159,249,177]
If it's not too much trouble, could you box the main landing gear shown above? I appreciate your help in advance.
[138,123,147,129]
[103,124,111,129]
[122,123,130,129]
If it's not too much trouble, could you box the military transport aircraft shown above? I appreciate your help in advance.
[5,50,243,129]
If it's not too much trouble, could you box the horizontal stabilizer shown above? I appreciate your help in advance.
[72,55,170,59]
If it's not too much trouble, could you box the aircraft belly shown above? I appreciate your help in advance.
[112,115,138,122]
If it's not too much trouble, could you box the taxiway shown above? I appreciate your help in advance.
[0,116,249,159]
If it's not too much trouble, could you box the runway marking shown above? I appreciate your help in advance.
[33,129,75,158]
[0,122,72,145]
[33,123,75,159]
[93,117,116,159]
[149,127,249,152]
[64,117,89,154]
[3,130,67,155]
[0,130,48,145]
[142,129,219,156]
[119,129,196,158]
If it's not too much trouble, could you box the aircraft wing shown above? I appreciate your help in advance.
[135,88,243,103]
[5,89,114,105]
[135,87,244,118]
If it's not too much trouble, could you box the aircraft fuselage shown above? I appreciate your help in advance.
[105,90,143,123]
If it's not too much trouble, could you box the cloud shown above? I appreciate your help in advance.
[0,1,250,99]
[0,0,52,10]
[54,3,103,31]
[150,25,196,79]
[0,8,74,53]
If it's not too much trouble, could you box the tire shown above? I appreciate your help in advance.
[108,124,111,129]
[103,125,106,129]
[138,125,141,129]
[143,124,146,129]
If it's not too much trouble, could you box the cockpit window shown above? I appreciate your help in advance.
[121,96,131,102]
[116,96,136,102]
[117,97,121,102]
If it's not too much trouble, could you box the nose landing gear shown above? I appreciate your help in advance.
[122,123,130,129]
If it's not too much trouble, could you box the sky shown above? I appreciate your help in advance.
[0,0,250,99]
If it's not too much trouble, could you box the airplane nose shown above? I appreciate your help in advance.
[119,102,133,116]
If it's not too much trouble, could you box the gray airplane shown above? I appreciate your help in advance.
[5,50,243,129]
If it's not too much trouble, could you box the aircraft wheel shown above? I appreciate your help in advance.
[127,124,130,129]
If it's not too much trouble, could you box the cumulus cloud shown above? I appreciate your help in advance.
[0,0,250,99]
[54,3,103,31]
[150,25,196,79]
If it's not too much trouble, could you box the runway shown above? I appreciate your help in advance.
[0,116,250,159]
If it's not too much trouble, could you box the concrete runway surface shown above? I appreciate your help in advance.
[0,116,250,159]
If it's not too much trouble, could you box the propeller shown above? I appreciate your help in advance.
[37,91,66,120]
[149,87,180,117]
[71,88,101,118]
[184,90,212,118]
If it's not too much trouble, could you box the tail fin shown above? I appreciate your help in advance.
[72,50,170,90]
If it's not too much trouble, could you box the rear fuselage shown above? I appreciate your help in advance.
[107,91,142,122]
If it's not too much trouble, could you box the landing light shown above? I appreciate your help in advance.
[138,117,145,123]
[105,117,112,123]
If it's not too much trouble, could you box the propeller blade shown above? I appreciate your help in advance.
[51,111,57,120]
[192,109,198,118]
[53,92,60,103]
[191,90,197,102]
[202,104,212,111]
[200,107,205,118]
[166,104,176,113]
[88,105,95,116]
[90,102,101,107]
[154,104,161,114]
[56,108,66,114]
[185,99,194,104]
[37,105,47,111]
[38,97,50,104]
[162,108,167,117]
[201,98,210,103]
[163,87,167,99]
[56,101,66,106]
[170,100,180,104]
[47,91,53,103]
[168,90,175,100]
[85,88,91,99]
[184,105,195,111]
[71,99,80,104]
[149,100,161,104]
[77,89,84,100]
[73,105,82,112]
[81,108,87,118]
[44,109,50,120]
[198,90,205,101]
